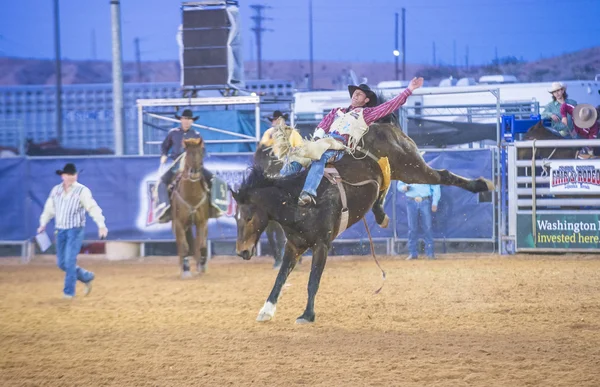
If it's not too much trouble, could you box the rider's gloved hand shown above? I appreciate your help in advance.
[313,128,325,140]
[160,155,168,164]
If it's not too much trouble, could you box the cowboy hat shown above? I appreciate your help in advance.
[547,82,566,93]
[267,110,289,121]
[55,163,79,176]
[175,109,199,121]
[348,84,378,107]
[573,104,598,129]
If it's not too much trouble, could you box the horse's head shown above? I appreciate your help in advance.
[183,138,205,180]
[231,167,273,260]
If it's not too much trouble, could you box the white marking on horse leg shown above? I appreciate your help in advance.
[256,301,276,322]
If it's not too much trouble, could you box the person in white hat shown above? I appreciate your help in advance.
[541,82,577,137]
[561,103,599,158]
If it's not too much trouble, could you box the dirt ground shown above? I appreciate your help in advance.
[1,253,600,387]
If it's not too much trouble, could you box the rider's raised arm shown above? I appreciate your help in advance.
[363,89,412,125]
[362,77,423,125]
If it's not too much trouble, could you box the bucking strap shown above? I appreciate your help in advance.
[323,167,380,237]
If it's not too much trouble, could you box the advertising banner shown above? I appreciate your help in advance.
[549,159,600,194]
[516,213,600,250]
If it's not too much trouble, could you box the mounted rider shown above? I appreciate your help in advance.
[287,77,424,206]
[153,109,214,222]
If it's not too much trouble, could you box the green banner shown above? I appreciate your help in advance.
[517,213,600,250]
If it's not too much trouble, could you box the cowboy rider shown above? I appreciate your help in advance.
[291,77,424,206]
[154,109,214,222]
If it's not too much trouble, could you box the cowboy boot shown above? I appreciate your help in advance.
[298,191,316,206]
[154,181,172,223]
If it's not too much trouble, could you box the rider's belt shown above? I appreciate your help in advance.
[407,196,431,201]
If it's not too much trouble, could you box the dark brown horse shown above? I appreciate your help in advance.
[171,138,210,278]
[234,156,383,324]
[234,119,494,324]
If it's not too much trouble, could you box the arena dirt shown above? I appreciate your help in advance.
[1,254,599,386]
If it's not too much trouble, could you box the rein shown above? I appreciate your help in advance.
[362,217,386,295]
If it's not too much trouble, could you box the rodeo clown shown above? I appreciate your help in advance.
[153,109,215,222]
[283,77,424,206]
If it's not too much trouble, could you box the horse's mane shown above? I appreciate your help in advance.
[184,138,203,147]
[236,165,307,204]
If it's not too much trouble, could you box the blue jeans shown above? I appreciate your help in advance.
[280,161,303,176]
[301,147,346,196]
[406,198,434,258]
[56,227,94,296]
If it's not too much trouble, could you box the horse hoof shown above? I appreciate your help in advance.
[256,302,276,322]
[197,264,206,274]
[181,271,192,279]
[272,260,282,270]
[379,215,389,228]
[295,317,314,325]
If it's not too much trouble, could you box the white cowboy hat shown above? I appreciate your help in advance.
[547,82,566,93]
[573,104,598,128]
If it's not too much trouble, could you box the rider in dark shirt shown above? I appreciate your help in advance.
[154,109,213,222]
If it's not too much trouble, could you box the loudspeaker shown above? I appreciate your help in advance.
[180,2,244,89]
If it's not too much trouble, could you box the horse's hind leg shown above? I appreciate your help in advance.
[257,242,306,322]
[296,242,329,324]
[371,187,390,228]
[397,158,494,194]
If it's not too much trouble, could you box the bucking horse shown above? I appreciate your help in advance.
[233,116,494,324]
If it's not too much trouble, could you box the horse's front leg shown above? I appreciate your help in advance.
[194,219,208,274]
[257,242,306,322]
[296,242,329,324]
[174,221,191,278]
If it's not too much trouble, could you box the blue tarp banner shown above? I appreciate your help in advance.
[0,149,494,242]
[0,157,28,241]
[393,149,494,239]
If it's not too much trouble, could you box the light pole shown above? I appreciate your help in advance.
[393,50,400,81]
[394,12,399,81]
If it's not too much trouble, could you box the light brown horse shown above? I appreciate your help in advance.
[171,138,210,278]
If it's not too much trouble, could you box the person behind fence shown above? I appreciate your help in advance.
[37,163,108,299]
[541,82,577,138]
[261,110,290,146]
[286,77,424,206]
[154,109,214,222]
[397,180,441,260]
[561,103,599,158]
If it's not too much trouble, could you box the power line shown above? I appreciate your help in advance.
[250,4,273,80]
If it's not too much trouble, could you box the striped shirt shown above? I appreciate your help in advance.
[40,182,106,230]
[317,88,413,139]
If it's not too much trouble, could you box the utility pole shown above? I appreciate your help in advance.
[465,45,470,71]
[309,0,314,90]
[495,46,499,64]
[250,4,272,80]
[401,8,406,80]
[53,0,63,144]
[91,29,97,60]
[110,0,124,156]
[453,40,456,67]
[394,12,399,80]
[432,41,436,66]
[135,37,143,82]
